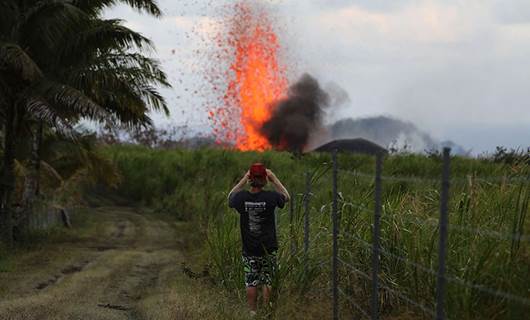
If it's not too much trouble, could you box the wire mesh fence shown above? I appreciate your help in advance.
[285,148,530,320]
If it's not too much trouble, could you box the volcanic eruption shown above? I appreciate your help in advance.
[207,1,369,154]
[208,1,287,151]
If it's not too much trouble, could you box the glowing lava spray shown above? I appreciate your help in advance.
[209,2,287,151]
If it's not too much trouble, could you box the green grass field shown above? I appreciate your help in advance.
[104,145,529,319]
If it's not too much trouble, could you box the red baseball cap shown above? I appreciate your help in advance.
[249,163,267,179]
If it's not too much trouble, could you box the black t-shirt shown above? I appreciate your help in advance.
[228,190,286,257]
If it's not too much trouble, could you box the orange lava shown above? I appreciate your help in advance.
[210,2,287,151]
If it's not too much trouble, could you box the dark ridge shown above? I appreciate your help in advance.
[312,138,387,155]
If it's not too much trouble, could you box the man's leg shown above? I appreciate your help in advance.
[247,286,258,312]
[262,285,272,306]
[243,255,259,313]
[261,252,276,308]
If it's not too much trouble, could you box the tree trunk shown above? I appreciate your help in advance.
[19,121,43,232]
[22,121,43,201]
[0,103,17,247]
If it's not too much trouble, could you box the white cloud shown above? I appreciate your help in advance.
[310,0,413,12]
[492,0,530,25]
[315,2,488,45]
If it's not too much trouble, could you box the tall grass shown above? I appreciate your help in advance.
[105,145,529,319]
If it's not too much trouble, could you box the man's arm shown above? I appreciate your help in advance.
[228,171,250,200]
[266,169,290,202]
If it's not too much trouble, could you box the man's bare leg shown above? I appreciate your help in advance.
[262,285,272,307]
[247,286,258,312]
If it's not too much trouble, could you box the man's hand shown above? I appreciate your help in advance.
[265,169,277,182]
[228,170,251,200]
[265,169,290,201]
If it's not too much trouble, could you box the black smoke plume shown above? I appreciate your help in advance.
[261,74,329,152]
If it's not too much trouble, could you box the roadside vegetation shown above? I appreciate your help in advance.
[106,145,529,319]
[0,0,168,248]
[1,137,528,319]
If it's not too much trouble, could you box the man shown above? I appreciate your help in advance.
[228,163,290,316]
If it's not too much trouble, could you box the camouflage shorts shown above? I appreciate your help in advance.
[242,253,277,287]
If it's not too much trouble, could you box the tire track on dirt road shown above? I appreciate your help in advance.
[0,207,182,320]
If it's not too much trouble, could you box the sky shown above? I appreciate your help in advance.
[104,0,530,154]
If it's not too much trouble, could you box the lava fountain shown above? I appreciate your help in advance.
[209,2,287,151]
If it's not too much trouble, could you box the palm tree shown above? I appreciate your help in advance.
[0,0,169,245]
[22,1,170,208]
[0,0,90,245]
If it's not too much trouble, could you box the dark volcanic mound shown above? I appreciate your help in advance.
[312,138,387,155]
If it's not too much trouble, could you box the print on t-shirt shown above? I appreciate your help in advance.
[245,201,267,234]
[229,190,286,256]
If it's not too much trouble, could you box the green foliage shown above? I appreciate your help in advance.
[491,146,530,166]
[0,0,168,244]
[108,146,529,319]
[9,129,121,207]
[0,0,169,128]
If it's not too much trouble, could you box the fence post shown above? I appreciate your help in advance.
[290,190,296,255]
[303,171,311,256]
[332,149,339,320]
[436,148,451,320]
[371,152,383,320]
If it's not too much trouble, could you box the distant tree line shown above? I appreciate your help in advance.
[97,124,217,149]
[490,146,530,166]
[0,0,169,246]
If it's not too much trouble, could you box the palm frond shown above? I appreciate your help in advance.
[22,79,110,138]
[73,0,162,17]
[135,84,169,115]
[0,42,43,82]
[0,0,18,41]
[60,19,154,65]
[115,0,162,17]
[31,80,109,121]
[98,52,170,87]
[18,1,89,53]
[63,52,170,105]
[41,130,121,189]
[61,64,165,125]
[99,89,154,126]
[40,160,64,184]
[25,97,75,138]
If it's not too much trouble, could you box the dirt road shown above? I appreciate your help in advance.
[0,207,186,320]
